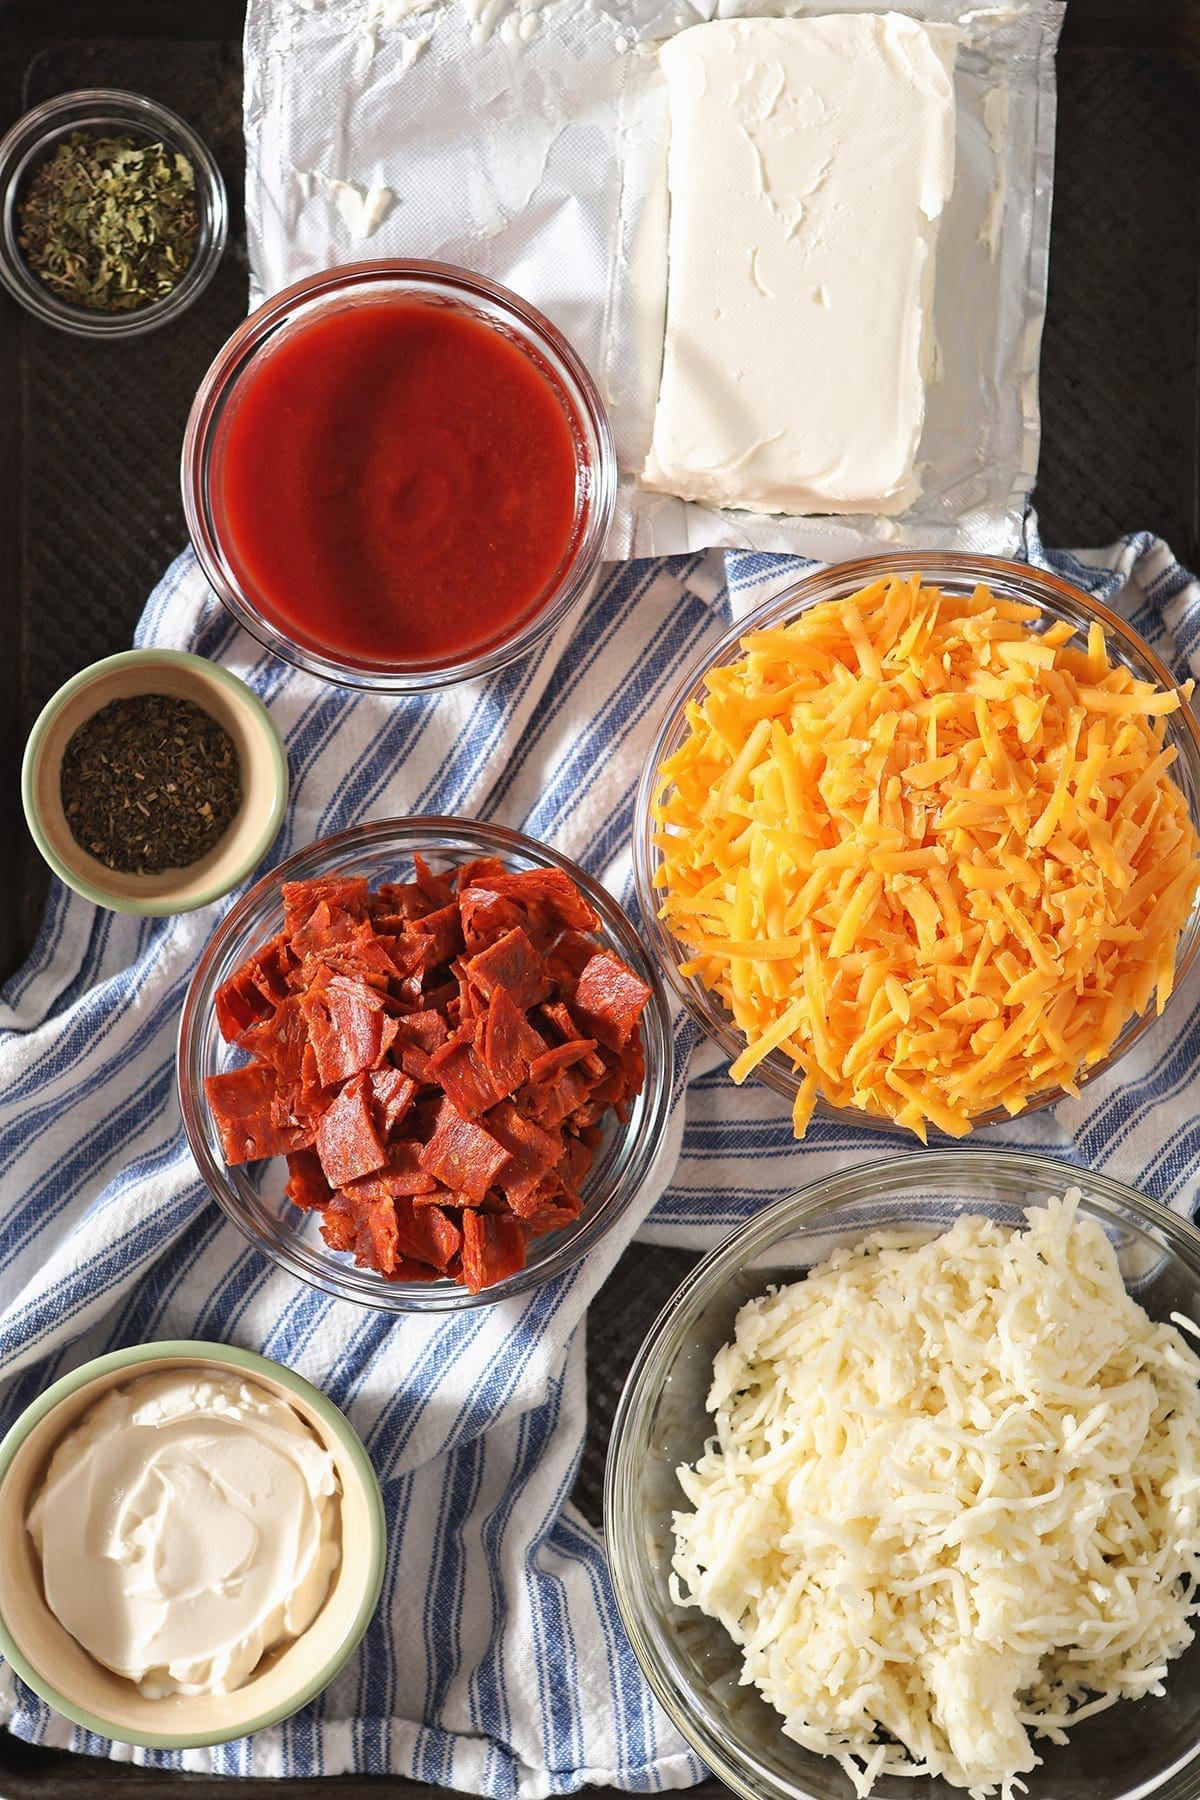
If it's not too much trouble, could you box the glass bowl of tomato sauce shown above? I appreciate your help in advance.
[182,262,618,692]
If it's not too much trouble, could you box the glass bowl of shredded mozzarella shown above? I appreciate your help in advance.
[605,1151,1200,1800]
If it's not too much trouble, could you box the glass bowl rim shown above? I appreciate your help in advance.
[177,814,672,1312]
[604,1146,1200,1800]
[180,259,618,694]
[0,86,229,340]
[633,551,1200,1133]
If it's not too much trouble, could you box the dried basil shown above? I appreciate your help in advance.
[17,130,199,313]
[61,694,241,876]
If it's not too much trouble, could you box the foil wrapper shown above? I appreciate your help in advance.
[244,0,1064,561]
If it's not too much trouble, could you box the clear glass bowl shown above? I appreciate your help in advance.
[181,262,618,692]
[633,552,1200,1133]
[0,89,227,339]
[177,817,671,1312]
[605,1149,1200,1800]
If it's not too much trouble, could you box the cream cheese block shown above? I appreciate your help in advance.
[641,13,959,517]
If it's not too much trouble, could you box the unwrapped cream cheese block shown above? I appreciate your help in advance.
[642,13,959,517]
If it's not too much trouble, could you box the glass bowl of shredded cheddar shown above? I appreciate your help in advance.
[605,1151,1200,1800]
[634,556,1200,1140]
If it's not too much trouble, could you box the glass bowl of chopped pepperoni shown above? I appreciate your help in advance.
[178,817,672,1310]
[635,553,1200,1144]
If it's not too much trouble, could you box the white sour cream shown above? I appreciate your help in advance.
[27,1369,342,1698]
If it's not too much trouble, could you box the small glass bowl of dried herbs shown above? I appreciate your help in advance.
[22,651,288,916]
[0,89,227,339]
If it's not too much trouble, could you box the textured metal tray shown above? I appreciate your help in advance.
[0,0,1197,1791]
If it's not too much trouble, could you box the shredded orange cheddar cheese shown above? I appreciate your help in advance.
[652,575,1200,1139]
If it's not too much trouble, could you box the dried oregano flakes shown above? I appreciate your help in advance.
[17,130,199,313]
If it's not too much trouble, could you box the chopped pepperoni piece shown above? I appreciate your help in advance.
[461,1211,527,1293]
[283,875,369,937]
[486,1100,561,1208]
[244,932,296,1005]
[298,1040,335,1124]
[411,902,463,970]
[464,927,551,1012]
[394,1009,449,1054]
[320,1191,358,1253]
[302,917,401,988]
[521,1175,584,1236]
[369,879,431,923]
[570,952,651,1051]
[590,1038,646,1121]
[413,853,454,908]
[418,1097,510,1204]
[394,1198,461,1272]
[315,1073,388,1188]
[304,973,398,1087]
[285,1149,333,1212]
[391,1008,448,1082]
[361,1196,401,1276]
[214,968,272,1043]
[318,1193,438,1281]
[458,884,527,952]
[396,1047,433,1085]
[205,1064,313,1164]
[514,1063,591,1130]
[488,868,601,936]
[386,934,440,981]
[370,1067,418,1138]
[527,1039,600,1085]
[558,1134,594,1196]
[343,1140,438,1201]
[479,986,549,1096]
[544,929,599,992]
[432,1041,504,1119]
[537,998,578,1042]
[239,995,310,1094]
[424,979,460,1024]
[455,856,509,888]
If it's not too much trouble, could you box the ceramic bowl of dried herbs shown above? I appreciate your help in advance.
[22,650,288,915]
[0,88,227,338]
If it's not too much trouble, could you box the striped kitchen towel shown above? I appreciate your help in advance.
[1,527,1198,1786]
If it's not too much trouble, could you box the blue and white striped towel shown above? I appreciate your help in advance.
[2,528,1200,1786]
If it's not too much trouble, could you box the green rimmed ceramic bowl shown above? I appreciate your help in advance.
[21,649,288,915]
[0,1340,385,1748]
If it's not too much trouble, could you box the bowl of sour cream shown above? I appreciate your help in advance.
[0,1340,385,1747]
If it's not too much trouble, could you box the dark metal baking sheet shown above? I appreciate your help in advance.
[0,0,1197,1791]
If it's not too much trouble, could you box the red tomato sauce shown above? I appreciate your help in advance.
[213,298,581,667]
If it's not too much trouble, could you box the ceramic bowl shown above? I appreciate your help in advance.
[0,1339,385,1747]
[22,649,288,915]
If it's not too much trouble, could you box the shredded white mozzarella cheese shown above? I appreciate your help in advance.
[671,1194,1200,1797]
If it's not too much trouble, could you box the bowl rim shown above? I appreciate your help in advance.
[0,1338,386,1748]
[20,648,289,916]
[0,87,229,340]
[180,258,618,693]
[176,814,674,1312]
[604,1148,1200,1800]
[633,551,1200,1131]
